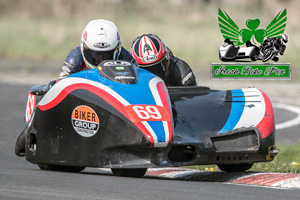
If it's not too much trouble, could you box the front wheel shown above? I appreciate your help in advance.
[111,168,147,177]
[38,164,85,172]
[217,163,253,172]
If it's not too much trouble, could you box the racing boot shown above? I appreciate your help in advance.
[15,129,26,157]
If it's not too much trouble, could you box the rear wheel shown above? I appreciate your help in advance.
[217,163,253,172]
[38,164,85,172]
[111,168,147,177]
[262,49,274,62]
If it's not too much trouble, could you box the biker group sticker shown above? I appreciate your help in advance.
[71,105,99,137]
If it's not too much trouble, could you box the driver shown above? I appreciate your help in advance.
[15,19,135,157]
[58,19,136,79]
[258,34,288,62]
[130,34,197,86]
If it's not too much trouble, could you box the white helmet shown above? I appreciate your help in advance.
[281,34,288,43]
[81,19,121,69]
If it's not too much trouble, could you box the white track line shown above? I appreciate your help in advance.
[274,103,300,130]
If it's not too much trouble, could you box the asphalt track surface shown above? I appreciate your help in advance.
[1,82,300,200]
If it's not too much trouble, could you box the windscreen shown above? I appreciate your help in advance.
[97,60,138,84]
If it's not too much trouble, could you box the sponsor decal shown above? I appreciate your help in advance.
[103,61,131,67]
[71,105,99,137]
[181,72,193,85]
[93,42,110,48]
[125,105,171,122]
[83,31,87,41]
[116,72,129,76]
[25,92,36,123]
[115,76,136,80]
[142,55,157,63]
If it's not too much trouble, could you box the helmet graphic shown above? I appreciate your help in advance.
[130,34,170,78]
[81,19,121,69]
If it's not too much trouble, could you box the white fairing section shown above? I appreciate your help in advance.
[233,88,265,129]
[149,77,172,147]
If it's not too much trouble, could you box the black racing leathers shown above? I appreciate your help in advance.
[164,48,197,86]
[58,45,136,79]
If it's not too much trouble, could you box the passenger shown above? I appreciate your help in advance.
[130,34,197,86]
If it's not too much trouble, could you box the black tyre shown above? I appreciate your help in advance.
[38,164,85,172]
[262,49,274,62]
[217,163,253,172]
[111,168,147,177]
[272,56,279,62]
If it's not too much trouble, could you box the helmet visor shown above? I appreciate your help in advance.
[83,48,115,67]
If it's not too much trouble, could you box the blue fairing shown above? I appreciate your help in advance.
[219,89,245,133]
[69,68,159,105]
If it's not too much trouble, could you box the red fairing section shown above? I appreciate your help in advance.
[256,90,275,138]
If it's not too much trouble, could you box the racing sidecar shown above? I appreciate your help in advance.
[219,43,258,61]
[21,60,278,177]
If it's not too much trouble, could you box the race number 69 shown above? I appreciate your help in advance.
[132,105,162,120]
[125,105,171,122]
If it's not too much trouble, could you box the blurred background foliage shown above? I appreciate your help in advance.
[0,0,299,77]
